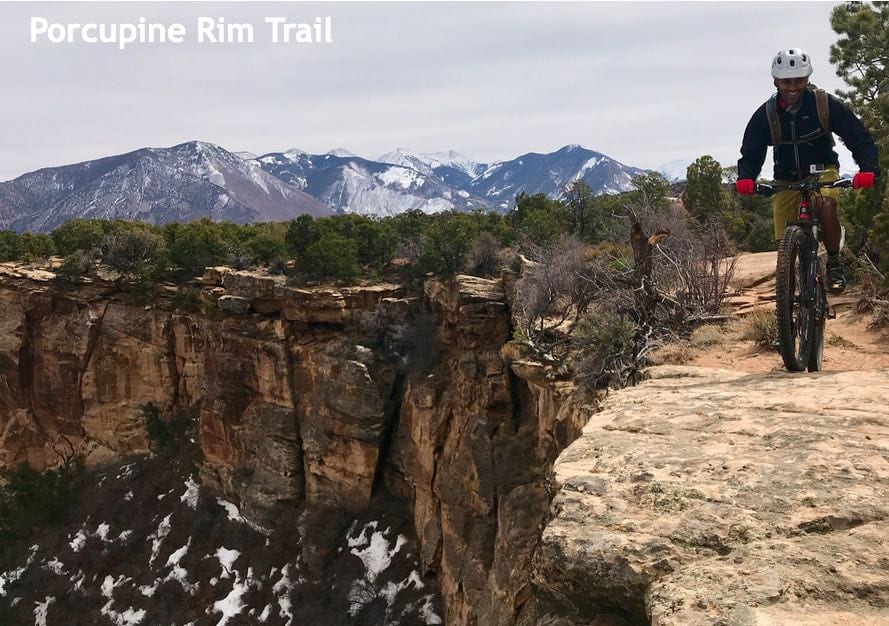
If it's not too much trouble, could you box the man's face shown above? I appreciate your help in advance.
[774,76,809,107]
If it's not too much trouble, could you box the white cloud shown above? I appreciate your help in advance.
[0,2,852,180]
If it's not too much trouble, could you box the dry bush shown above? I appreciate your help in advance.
[653,217,737,321]
[734,309,777,348]
[826,333,857,348]
[689,323,728,347]
[869,303,889,329]
[649,342,694,366]
[513,234,594,360]
[468,232,502,277]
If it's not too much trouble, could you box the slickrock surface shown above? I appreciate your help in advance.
[535,365,889,625]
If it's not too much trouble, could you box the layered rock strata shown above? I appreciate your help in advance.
[0,262,588,625]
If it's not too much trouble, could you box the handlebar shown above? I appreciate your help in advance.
[754,178,853,197]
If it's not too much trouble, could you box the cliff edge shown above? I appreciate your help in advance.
[534,252,889,625]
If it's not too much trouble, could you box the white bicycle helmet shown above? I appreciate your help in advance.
[771,48,813,79]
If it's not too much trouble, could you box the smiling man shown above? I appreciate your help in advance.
[735,47,880,293]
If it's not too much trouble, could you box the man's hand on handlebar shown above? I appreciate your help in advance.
[853,172,876,189]
[735,179,755,195]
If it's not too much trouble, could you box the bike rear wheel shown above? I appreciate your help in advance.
[775,226,815,371]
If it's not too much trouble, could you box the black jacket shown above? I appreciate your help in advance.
[737,88,880,181]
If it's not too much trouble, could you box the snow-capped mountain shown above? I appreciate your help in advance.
[0,142,661,230]
[377,149,483,188]
[0,141,331,233]
[466,145,647,210]
[255,145,649,216]
[255,151,491,216]
[327,148,358,158]
[657,159,694,183]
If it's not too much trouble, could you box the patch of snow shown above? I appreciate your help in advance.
[118,530,133,542]
[43,558,65,575]
[180,476,200,509]
[327,148,357,158]
[100,575,144,626]
[69,529,89,552]
[124,491,134,501]
[166,541,190,567]
[217,499,243,523]
[347,523,409,616]
[419,595,442,624]
[96,522,111,541]
[580,156,602,173]
[0,545,38,595]
[148,513,173,566]
[258,605,273,622]
[213,578,249,626]
[272,564,295,623]
[216,498,271,535]
[216,547,241,578]
[34,596,54,626]
[139,582,158,597]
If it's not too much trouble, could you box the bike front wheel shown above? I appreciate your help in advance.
[775,226,816,371]
[807,256,827,372]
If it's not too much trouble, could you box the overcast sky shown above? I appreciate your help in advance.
[0,1,859,181]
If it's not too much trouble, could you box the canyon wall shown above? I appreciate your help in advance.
[0,262,591,625]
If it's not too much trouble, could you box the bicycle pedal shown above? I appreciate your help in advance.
[827,306,837,319]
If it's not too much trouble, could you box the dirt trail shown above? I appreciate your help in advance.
[672,250,889,372]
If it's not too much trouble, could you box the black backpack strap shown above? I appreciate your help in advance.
[813,88,835,147]
[766,94,782,146]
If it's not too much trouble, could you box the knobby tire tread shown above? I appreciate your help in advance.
[775,227,812,371]
[807,256,826,372]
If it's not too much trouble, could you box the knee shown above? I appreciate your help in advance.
[816,196,838,218]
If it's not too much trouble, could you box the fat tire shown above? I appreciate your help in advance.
[775,226,814,371]
[807,256,826,372]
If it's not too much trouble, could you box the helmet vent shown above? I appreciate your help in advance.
[802,54,807,61]
[789,49,795,54]
[790,60,796,67]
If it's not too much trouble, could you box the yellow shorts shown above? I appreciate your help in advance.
[772,167,841,241]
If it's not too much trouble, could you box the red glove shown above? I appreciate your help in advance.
[735,179,755,195]
[853,171,875,189]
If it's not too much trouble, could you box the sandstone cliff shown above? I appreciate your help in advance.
[0,261,588,625]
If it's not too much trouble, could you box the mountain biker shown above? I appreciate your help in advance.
[735,47,880,293]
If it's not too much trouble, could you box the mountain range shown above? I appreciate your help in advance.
[1,142,669,233]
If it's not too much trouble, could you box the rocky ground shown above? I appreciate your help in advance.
[534,251,889,626]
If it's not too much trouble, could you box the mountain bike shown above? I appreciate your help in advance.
[754,174,853,372]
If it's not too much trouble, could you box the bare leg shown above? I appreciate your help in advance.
[815,196,841,253]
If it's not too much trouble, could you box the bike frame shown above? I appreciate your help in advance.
[754,176,853,370]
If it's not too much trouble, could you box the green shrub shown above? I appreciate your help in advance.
[143,402,175,451]
[301,233,361,282]
[570,314,637,390]
[0,463,78,540]
[142,403,194,454]
[0,230,20,261]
